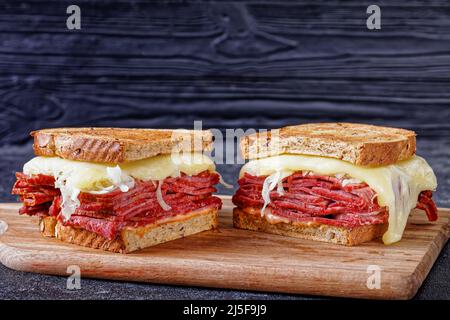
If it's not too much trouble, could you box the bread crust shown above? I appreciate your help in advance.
[52,208,219,253]
[39,216,57,237]
[32,127,213,164]
[240,122,416,166]
[233,207,387,246]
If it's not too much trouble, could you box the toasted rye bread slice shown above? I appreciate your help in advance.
[240,122,416,166]
[32,127,213,164]
[233,207,387,246]
[40,208,218,253]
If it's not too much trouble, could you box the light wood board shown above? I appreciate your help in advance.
[0,196,448,299]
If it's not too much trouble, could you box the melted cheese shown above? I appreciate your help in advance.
[23,152,215,191]
[240,154,437,245]
[23,153,216,220]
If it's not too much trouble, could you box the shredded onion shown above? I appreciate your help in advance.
[341,178,363,187]
[89,166,135,194]
[107,166,135,192]
[335,173,345,180]
[371,193,378,203]
[89,185,116,195]
[261,170,292,216]
[302,171,312,177]
[277,180,284,195]
[261,171,282,217]
[55,172,80,221]
[156,180,171,211]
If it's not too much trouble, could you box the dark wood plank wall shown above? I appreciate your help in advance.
[1,1,449,204]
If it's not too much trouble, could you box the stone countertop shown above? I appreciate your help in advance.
[0,137,449,300]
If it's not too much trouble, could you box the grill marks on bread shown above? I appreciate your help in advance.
[32,127,213,164]
[240,123,416,166]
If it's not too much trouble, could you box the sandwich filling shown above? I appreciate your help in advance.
[12,153,222,240]
[232,154,437,244]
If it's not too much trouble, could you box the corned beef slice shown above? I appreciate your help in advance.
[232,172,437,228]
[416,190,438,221]
[12,170,222,239]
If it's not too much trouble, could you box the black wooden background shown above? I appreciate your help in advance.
[0,0,449,299]
[2,0,449,204]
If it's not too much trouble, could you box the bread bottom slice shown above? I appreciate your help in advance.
[233,207,387,246]
[39,208,218,253]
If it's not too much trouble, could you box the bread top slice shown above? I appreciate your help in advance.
[240,122,416,167]
[32,127,213,164]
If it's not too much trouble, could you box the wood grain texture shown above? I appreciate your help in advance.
[0,0,449,300]
[0,197,448,299]
[0,1,449,204]
[1,1,450,147]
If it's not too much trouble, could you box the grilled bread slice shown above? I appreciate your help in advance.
[40,208,218,253]
[240,122,416,166]
[32,127,213,164]
[233,208,387,246]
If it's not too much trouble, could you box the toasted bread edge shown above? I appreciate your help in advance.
[48,208,218,253]
[31,128,213,163]
[240,123,416,166]
[233,207,387,246]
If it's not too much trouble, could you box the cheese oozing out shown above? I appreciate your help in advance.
[240,154,437,245]
[23,152,216,220]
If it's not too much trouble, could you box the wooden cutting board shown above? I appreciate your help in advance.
[0,196,448,299]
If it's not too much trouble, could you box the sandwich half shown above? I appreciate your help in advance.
[12,127,223,253]
[232,123,438,245]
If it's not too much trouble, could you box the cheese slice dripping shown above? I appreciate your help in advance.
[23,152,215,191]
[23,152,216,219]
[240,154,437,245]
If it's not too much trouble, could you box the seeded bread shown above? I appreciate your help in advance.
[32,127,213,164]
[39,216,57,238]
[41,208,218,253]
[233,208,387,246]
[240,122,416,166]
